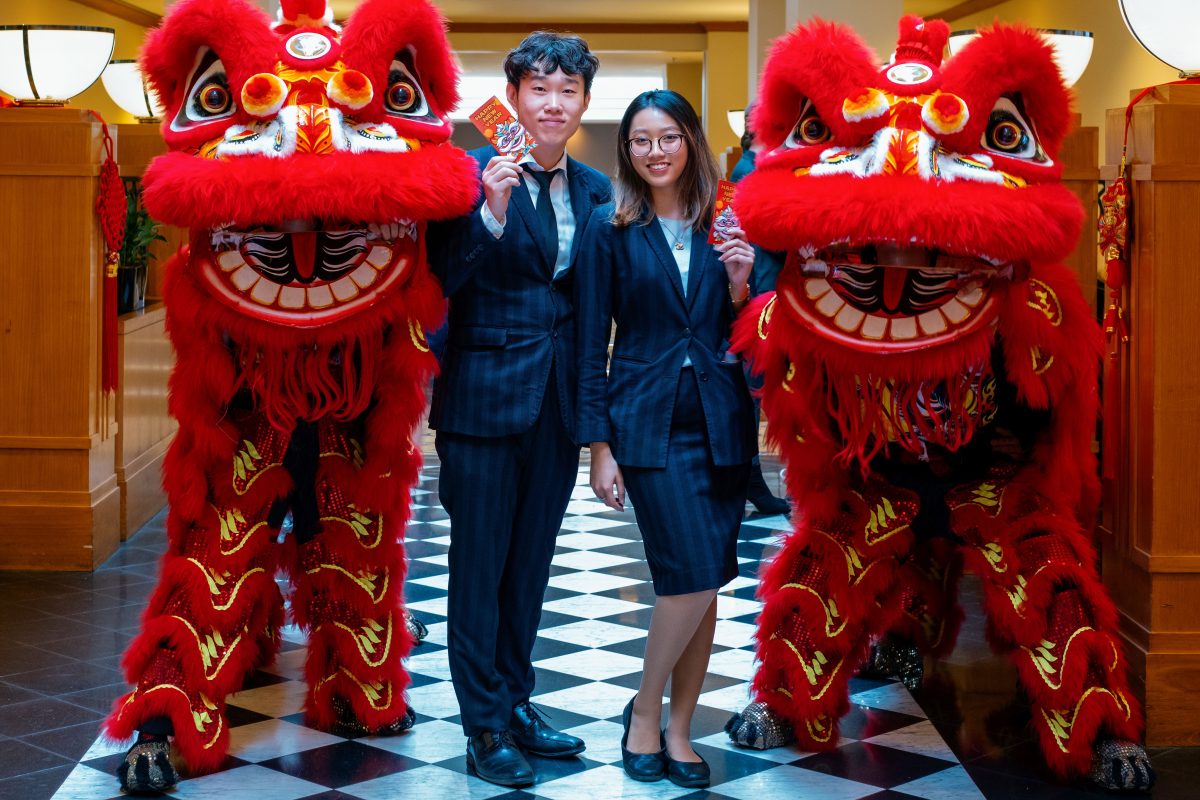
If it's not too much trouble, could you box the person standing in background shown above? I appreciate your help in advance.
[731,102,789,516]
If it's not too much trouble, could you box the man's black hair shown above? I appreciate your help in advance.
[504,31,600,94]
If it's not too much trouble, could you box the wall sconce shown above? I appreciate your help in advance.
[102,60,164,123]
[0,25,116,106]
[1119,0,1200,77]
[727,108,745,139]
[948,28,1094,88]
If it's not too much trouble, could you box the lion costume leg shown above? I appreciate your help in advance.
[735,478,918,749]
[291,418,416,735]
[106,409,290,778]
[951,474,1149,785]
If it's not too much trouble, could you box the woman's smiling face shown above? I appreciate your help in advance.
[628,107,689,194]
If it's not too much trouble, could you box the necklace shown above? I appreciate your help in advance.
[658,217,687,251]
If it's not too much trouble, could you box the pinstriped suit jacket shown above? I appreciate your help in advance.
[428,146,612,441]
[575,203,757,468]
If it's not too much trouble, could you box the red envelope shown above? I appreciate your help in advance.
[708,180,739,244]
[469,96,537,157]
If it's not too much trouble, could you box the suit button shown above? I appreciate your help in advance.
[552,330,559,339]
[684,327,691,336]
[699,372,708,382]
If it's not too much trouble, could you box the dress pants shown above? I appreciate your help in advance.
[435,372,578,735]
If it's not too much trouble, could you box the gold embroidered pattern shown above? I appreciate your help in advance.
[772,636,846,700]
[778,584,847,637]
[172,616,247,681]
[758,294,775,340]
[782,361,796,393]
[409,318,431,353]
[213,506,269,556]
[1031,346,1055,375]
[321,505,384,549]
[1027,279,1063,326]
[1041,687,1131,753]
[185,560,266,611]
[232,438,280,495]
[978,542,1008,573]
[327,616,393,668]
[806,714,834,743]
[305,564,389,604]
[1005,574,1028,614]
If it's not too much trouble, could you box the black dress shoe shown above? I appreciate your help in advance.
[665,744,710,788]
[747,464,790,516]
[466,730,533,788]
[511,701,585,757]
[620,696,666,782]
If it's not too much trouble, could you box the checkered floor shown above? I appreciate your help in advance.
[51,463,983,800]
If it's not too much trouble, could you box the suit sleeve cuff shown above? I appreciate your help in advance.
[479,203,505,239]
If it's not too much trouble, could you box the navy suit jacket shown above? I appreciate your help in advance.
[575,203,756,468]
[428,146,612,441]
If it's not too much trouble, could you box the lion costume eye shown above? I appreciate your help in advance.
[172,48,238,131]
[981,96,1046,162]
[383,53,429,118]
[386,79,418,113]
[785,100,832,148]
[197,81,232,115]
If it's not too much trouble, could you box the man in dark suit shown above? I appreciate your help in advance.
[427,32,612,789]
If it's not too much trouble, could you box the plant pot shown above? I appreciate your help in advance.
[118,263,148,314]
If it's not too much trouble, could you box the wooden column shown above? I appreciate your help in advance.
[115,124,178,540]
[1100,83,1200,746]
[0,108,120,569]
[1059,116,1100,317]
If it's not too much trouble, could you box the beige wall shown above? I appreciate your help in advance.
[667,61,705,121]
[704,30,749,152]
[950,0,1175,153]
[0,0,152,124]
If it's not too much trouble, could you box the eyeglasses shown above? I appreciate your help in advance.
[627,133,685,157]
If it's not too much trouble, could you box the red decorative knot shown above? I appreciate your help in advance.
[893,14,950,69]
[280,0,329,25]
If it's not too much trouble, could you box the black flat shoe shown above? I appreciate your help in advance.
[511,701,585,757]
[665,746,710,788]
[466,730,534,788]
[747,465,790,516]
[620,696,666,782]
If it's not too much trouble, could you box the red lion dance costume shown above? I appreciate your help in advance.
[104,0,476,791]
[724,16,1155,792]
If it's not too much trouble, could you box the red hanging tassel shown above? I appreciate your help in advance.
[89,111,127,393]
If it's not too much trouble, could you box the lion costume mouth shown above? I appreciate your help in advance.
[201,218,419,326]
[779,242,1013,351]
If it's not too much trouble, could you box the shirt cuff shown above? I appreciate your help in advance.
[480,202,505,239]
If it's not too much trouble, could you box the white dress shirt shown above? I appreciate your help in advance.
[480,150,574,276]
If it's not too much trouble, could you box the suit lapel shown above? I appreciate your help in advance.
[685,229,707,311]
[567,157,591,266]
[510,174,555,273]
[643,220,686,306]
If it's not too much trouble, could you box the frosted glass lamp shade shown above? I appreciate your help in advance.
[728,108,745,139]
[948,29,1094,88]
[102,60,164,122]
[1120,0,1200,77]
[0,25,115,105]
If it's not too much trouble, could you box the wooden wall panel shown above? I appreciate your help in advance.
[1100,84,1200,745]
[0,108,121,569]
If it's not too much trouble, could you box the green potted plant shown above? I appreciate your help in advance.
[118,180,165,314]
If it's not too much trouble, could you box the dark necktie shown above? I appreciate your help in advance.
[528,167,561,265]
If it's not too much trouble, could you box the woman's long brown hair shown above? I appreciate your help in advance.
[611,89,722,232]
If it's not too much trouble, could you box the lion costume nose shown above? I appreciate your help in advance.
[241,73,289,118]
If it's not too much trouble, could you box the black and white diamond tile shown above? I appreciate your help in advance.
[50,462,982,800]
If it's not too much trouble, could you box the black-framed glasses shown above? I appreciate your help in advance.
[627,133,685,157]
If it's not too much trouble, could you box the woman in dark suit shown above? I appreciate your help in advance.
[576,89,756,788]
